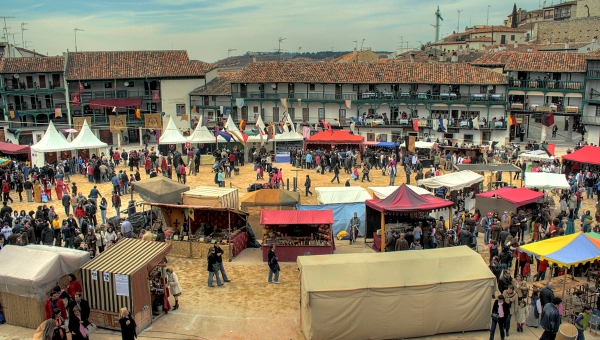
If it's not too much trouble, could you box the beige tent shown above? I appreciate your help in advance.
[182,186,239,209]
[297,247,496,340]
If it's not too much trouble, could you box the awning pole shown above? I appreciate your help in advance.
[561,266,568,300]
[381,212,385,252]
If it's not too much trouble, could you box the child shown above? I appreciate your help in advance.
[515,299,529,332]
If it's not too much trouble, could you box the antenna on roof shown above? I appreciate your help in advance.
[227,48,237,58]
[277,37,286,62]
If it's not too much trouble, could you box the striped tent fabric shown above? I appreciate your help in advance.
[182,186,239,209]
[81,239,171,314]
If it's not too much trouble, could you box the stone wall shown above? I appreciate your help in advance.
[535,17,600,44]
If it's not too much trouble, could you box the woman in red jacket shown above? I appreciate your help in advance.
[65,274,82,299]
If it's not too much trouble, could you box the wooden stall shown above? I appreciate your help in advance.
[143,202,249,261]
[81,239,171,333]
[260,209,335,262]
[182,186,239,209]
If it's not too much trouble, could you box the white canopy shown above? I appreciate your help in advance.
[159,116,188,144]
[417,170,484,191]
[315,187,372,204]
[188,116,227,143]
[272,130,304,142]
[369,185,431,198]
[415,141,435,149]
[0,245,89,301]
[69,120,108,149]
[31,121,73,152]
[524,172,570,190]
[518,150,554,161]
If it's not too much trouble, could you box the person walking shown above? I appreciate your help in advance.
[489,294,510,340]
[24,179,33,202]
[166,268,182,310]
[526,288,542,328]
[207,246,223,287]
[514,299,529,333]
[348,212,360,244]
[214,240,231,283]
[330,163,340,184]
[574,305,593,340]
[112,191,121,219]
[99,197,108,225]
[267,244,280,284]
[304,175,312,197]
[539,297,562,340]
[119,307,137,340]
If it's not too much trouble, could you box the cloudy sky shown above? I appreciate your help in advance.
[2,0,543,62]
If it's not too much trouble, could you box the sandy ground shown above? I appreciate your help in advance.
[1,153,600,340]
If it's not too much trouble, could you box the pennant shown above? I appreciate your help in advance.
[78,81,84,94]
[438,116,446,132]
[54,108,62,118]
[189,208,194,221]
[508,115,514,126]
[541,113,554,127]
[302,125,311,139]
[135,108,141,119]
[183,208,190,219]
[71,93,81,106]
[182,113,189,121]
[412,119,419,132]
[14,110,19,119]
[9,110,14,119]
[215,130,232,142]
[192,105,197,113]
[239,119,246,131]
[235,98,244,108]
[345,99,352,109]
[473,116,479,130]
[151,90,160,103]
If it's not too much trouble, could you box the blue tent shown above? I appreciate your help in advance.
[297,202,365,240]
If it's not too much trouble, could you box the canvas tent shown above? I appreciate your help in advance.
[524,172,570,190]
[304,129,364,150]
[476,187,544,214]
[182,186,239,209]
[369,185,431,198]
[159,116,188,144]
[315,187,371,205]
[519,232,600,267]
[562,146,600,167]
[69,120,109,149]
[0,142,30,156]
[188,116,227,143]
[30,121,73,153]
[518,149,554,161]
[297,247,496,340]
[240,189,300,209]
[417,170,484,191]
[130,176,190,204]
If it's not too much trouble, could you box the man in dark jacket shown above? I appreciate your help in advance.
[540,281,555,308]
[214,240,231,283]
[540,297,562,339]
[41,223,54,245]
[62,220,74,249]
[68,292,90,326]
[459,227,472,246]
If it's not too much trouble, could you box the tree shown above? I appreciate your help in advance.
[511,3,518,28]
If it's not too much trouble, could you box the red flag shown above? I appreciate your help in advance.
[71,93,81,106]
[412,119,419,132]
[78,81,84,94]
[152,90,160,103]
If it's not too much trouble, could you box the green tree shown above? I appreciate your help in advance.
[511,3,518,28]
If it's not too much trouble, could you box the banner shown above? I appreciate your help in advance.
[54,108,62,118]
[408,136,416,152]
[109,116,127,133]
[73,117,92,131]
[144,113,162,129]
[135,108,141,119]
[235,98,244,108]
[151,90,160,103]
[345,100,352,109]
[71,93,81,106]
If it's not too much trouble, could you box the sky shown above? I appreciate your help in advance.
[1,0,544,62]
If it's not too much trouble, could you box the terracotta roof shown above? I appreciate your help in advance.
[234,62,507,85]
[466,37,493,42]
[65,51,213,80]
[537,42,590,51]
[472,51,586,72]
[469,26,527,34]
[586,50,600,61]
[189,72,239,96]
[0,56,65,74]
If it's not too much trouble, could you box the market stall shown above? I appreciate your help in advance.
[81,239,171,332]
[476,187,544,214]
[297,247,496,340]
[0,245,89,329]
[518,149,554,162]
[304,129,364,151]
[69,120,109,159]
[30,121,74,167]
[159,116,188,145]
[240,189,299,210]
[454,163,522,188]
[131,177,190,204]
[524,172,570,190]
[260,209,335,262]
[417,170,484,211]
[143,202,249,260]
[562,145,600,173]
[369,185,449,222]
[182,186,239,209]
[315,187,371,205]
[0,141,30,160]
[365,184,454,252]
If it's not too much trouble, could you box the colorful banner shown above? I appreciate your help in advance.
[345,100,352,109]
[71,93,81,106]
[144,113,162,129]
[151,90,160,103]
[109,116,127,133]
[73,117,93,131]
[408,136,416,152]
[54,108,62,118]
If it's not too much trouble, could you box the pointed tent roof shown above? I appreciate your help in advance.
[31,121,74,152]
[159,116,188,144]
[69,120,108,149]
[224,117,247,144]
[520,232,600,267]
[366,184,454,213]
[130,176,190,204]
[188,115,227,143]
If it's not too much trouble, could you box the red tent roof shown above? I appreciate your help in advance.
[476,187,544,208]
[562,146,600,166]
[260,209,334,225]
[366,184,454,213]
[305,129,364,144]
[0,142,30,155]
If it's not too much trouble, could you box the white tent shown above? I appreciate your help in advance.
[272,130,304,142]
[69,120,108,149]
[30,121,73,152]
[518,149,554,161]
[369,185,431,198]
[315,187,372,204]
[159,116,188,144]
[415,141,435,149]
[417,170,484,191]
[524,172,570,190]
[188,116,227,143]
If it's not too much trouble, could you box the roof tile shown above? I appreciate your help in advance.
[0,56,65,74]
[189,72,239,96]
[471,51,586,72]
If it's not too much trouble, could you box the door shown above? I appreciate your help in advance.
[241,106,248,121]
[99,129,113,144]
[39,75,46,88]
[302,108,309,121]
[203,96,209,106]
[240,84,247,98]
[288,83,295,98]
[335,84,342,99]
[52,74,60,88]
[26,76,33,89]
[500,35,506,44]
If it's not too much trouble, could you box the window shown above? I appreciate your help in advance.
[596,106,600,117]
[511,35,516,41]
[482,131,491,142]
[463,134,474,143]
[309,84,316,91]
[207,111,214,121]
[83,83,91,89]
[353,85,359,91]
[176,104,186,116]
[241,106,248,121]
[38,75,46,89]
[52,74,61,88]
[367,133,375,141]
[253,106,258,113]
[318,108,325,119]
[212,96,216,101]
[302,108,309,121]
[339,109,346,119]
[104,82,113,89]
[126,82,134,88]
[26,76,33,89]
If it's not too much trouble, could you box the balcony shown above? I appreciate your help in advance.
[509,103,581,115]
[507,79,583,91]
[581,116,600,126]
[2,83,64,94]
[586,70,600,79]
[354,117,507,130]
[232,92,506,103]
[80,90,151,101]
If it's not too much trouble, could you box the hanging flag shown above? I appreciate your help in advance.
[438,116,446,132]
[13,110,19,119]
[239,119,246,131]
[541,113,554,127]
[203,115,209,127]
[192,105,197,113]
[215,130,232,142]
[9,110,14,119]
[281,98,288,112]
[54,108,62,118]
[182,113,189,121]
[473,116,479,130]
[78,81,84,94]
[235,98,244,108]
[151,90,160,103]
[71,93,81,106]
[345,100,352,109]
[135,108,141,119]
[412,119,419,132]
[302,125,311,139]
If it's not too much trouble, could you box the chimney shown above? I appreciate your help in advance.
[565,42,569,49]
[451,55,458,62]
[252,57,256,63]
[514,42,518,48]
[353,47,357,56]
[410,53,415,62]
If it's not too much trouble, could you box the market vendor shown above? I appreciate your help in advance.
[150,272,165,315]
[203,220,214,237]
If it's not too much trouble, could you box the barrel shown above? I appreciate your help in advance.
[555,323,578,340]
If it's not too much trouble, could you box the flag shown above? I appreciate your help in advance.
[438,116,446,132]
[151,90,160,103]
[473,116,479,130]
[9,110,14,119]
[192,105,197,113]
[78,81,84,94]
[71,93,81,106]
[239,119,246,131]
[13,110,19,119]
[302,125,311,139]
[215,130,232,142]
[204,115,209,127]
[135,108,141,119]
[182,114,189,121]
[508,115,514,126]
[541,113,554,127]
[412,119,419,132]
[281,98,288,111]
[54,108,62,118]
[235,98,244,108]
[345,100,352,109]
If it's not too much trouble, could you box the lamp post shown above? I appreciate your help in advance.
[457,10,463,32]
[74,28,84,52]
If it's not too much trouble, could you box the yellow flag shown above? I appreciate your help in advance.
[9,110,14,119]
[182,113,189,121]
[135,108,141,119]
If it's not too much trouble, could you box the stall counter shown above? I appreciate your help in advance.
[261,243,334,262]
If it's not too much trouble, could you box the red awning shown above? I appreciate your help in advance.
[0,142,30,155]
[366,184,454,213]
[260,209,334,225]
[562,146,600,166]
[476,187,544,208]
[88,97,143,108]
[305,129,364,144]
